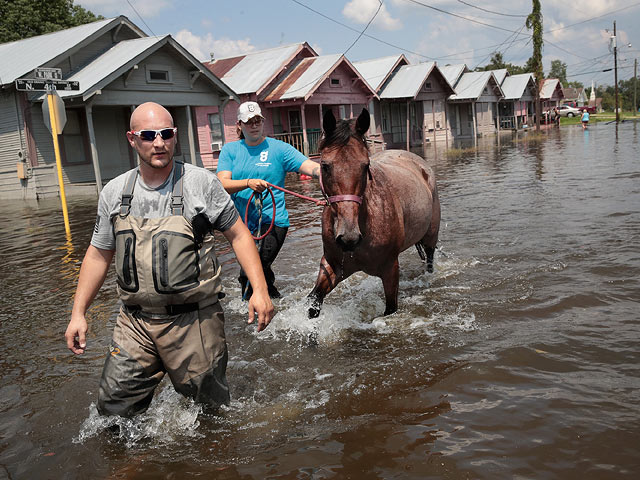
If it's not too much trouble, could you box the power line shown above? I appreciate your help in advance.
[403,0,525,34]
[456,0,528,18]
[290,0,436,60]
[343,1,383,56]
[125,0,156,36]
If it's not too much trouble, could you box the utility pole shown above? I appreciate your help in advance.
[634,58,637,117]
[614,21,619,123]
[527,0,543,131]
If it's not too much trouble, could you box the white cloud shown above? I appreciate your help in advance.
[174,30,256,62]
[343,0,402,31]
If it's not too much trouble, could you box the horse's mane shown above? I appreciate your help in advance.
[320,118,369,152]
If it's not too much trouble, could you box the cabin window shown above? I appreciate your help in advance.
[272,108,283,134]
[146,64,172,83]
[330,77,341,87]
[483,87,488,95]
[424,82,432,91]
[381,104,390,133]
[61,109,90,165]
[208,113,223,150]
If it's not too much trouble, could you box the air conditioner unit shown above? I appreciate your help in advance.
[211,141,222,152]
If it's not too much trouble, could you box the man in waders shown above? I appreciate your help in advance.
[64,102,274,418]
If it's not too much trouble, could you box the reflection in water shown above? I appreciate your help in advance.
[1,123,640,478]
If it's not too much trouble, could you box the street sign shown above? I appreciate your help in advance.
[15,78,80,91]
[34,67,62,80]
[42,90,67,134]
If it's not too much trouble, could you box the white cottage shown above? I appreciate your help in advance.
[0,16,236,200]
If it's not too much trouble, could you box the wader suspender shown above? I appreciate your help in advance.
[119,161,185,217]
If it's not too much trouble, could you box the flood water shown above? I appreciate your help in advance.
[1,122,639,479]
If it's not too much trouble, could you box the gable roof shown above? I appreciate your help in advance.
[39,35,237,102]
[500,73,535,100]
[204,42,316,96]
[449,71,503,101]
[352,54,408,92]
[263,54,377,101]
[0,16,145,87]
[540,78,563,99]
[562,87,585,101]
[439,64,469,89]
[491,68,509,85]
[379,62,454,99]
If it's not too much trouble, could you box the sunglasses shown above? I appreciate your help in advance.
[129,127,177,141]
[242,117,263,126]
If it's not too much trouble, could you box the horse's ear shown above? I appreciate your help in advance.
[323,109,336,137]
[355,108,370,137]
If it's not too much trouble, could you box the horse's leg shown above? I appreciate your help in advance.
[381,259,400,316]
[307,255,341,318]
[420,186,441,273]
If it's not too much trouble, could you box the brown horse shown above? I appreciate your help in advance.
[308,109,441,318]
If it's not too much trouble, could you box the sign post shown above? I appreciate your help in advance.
[15,68,79,236]
[46,91,71,236]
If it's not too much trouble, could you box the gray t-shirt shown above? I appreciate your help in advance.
[91,162,239,250]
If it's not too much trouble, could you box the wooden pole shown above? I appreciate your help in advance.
[614,21,619,123]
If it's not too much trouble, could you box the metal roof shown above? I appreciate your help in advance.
[439,64,467,88]
[540,78,561,99]
[492,68,509,85]
[500,73,535,100]
[449,71,503,101]
[379,62,436,99]
[36,36,237,102]
[264,54,351,101]
[0,17,142,87]
[352,54,407,91]
[209,43,312,95]
[48,36,167,99]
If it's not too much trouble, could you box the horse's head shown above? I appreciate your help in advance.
[319,108,371,251]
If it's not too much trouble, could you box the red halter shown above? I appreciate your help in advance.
[318,166,366,205]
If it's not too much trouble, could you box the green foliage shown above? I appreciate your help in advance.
[0,0,103,44]
[526,0,543,84]
[566,81,584,89]
[526,0,543,129]
[548,59,567,85]
[476,51,531,75]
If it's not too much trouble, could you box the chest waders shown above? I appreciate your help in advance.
[97,162,230,418]
[113,161,222,314]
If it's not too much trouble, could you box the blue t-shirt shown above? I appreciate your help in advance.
[581,111,589,121]
[217,138,306,232]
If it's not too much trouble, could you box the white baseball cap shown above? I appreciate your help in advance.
[237,101,264,123]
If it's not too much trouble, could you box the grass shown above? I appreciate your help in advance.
[560,111,640,125]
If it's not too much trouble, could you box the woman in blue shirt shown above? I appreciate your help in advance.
[581,110,590,129]
[217,102,320,299]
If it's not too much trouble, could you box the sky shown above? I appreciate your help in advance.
[75,0,640,87]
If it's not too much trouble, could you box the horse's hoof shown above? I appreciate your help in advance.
[426,262,433,273]
[308,306,320,318]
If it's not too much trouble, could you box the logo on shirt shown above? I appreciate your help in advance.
[93,215,100,234]
[256,150,271,167]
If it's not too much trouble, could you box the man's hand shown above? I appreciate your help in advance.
[247,289,275,332]
[65,314,88,354]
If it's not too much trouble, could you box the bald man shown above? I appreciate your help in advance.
[65,102,274,418]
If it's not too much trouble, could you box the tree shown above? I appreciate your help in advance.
[526,0,543,130]
[0,0,103,44]
[548,59,567,85]
[476,51,531,75]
